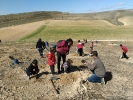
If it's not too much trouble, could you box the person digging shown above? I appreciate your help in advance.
[26,59,39,80]
[81,51,106,84]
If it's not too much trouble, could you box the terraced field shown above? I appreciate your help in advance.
[0,17,133,42]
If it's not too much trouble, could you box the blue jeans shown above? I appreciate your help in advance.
[88,74,101,83]
[38,48,43,57]
[26,69,30,77]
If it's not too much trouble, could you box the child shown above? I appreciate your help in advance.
[26,59,39,80]
[120,44,129,59]
[61,59,73,73]
[77,40,83,56]
[47,47,56,75]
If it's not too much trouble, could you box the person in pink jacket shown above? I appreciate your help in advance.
[77,40,83,56]
[56,38,73,74]
[120,44,129,59]
[47,47,56,75]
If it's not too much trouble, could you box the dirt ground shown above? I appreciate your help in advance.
[0,40,133,100]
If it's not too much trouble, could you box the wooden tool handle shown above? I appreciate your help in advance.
[50,80,59,94]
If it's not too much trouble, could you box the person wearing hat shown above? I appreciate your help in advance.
[26,59,39,80]
[120,44,129,59]
[81,51,106,84]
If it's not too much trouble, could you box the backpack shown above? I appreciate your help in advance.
[56,40,69,54]
[56,40,67,48]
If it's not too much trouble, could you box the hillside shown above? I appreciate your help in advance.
[0,9,133,28]
[118,16,133,26]
[0,11,62,28]
[0,19,133,42]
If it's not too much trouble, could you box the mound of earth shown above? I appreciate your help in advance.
[0,41,133,100]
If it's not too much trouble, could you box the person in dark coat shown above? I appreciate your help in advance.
[26,59,39,80]
[36,38,44,58]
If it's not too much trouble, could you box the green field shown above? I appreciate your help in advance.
[19,20,133,42]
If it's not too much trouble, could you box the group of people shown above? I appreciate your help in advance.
[26,38,74,80]
[26,38,129,84]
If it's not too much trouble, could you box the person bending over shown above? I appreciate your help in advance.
[56,38,73,74]
[26,59,39,80]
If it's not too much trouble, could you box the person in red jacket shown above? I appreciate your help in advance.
[77,40,83,56]
[56,38,73,74]
[47,47,56,75]
[120,44,129,59]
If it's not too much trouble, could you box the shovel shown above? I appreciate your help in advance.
[50,75,60,94]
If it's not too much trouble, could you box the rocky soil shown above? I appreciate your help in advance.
[0,40,133,100]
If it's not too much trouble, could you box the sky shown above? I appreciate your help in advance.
[0,0,133,15]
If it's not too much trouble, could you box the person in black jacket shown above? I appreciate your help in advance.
[36,38,44,58]
[26,59,39,80]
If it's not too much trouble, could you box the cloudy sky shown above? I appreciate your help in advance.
[0,0,133,15]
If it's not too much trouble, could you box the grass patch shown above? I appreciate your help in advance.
[20,25,46,41]
[19,20,133,42]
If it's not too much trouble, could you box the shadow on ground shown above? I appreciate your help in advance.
[69,65,88,73]
[37,71,49,78]
[105,71,113,84]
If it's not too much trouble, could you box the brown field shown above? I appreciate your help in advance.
[0,20,47,41]
[0,19,115,42]
[0,17,133,42]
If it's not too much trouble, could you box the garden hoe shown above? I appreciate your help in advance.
[50,75,60,94]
